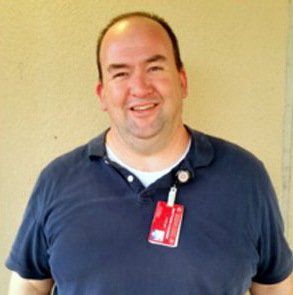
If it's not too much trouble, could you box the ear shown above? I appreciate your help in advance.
[179,68,188,99]
[96,82,108,111]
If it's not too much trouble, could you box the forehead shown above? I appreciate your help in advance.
[100,17,174,64]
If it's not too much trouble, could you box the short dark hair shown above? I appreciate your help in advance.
[96,11,183,82]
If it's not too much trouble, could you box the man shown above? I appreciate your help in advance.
[6,11,293,295]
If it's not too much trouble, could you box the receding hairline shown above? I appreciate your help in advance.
[105,15,167,30]
[100,16,173,50]
[100,13,171,44]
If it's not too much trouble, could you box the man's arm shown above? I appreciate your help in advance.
[250,275,293,295]
[8,271,54,295]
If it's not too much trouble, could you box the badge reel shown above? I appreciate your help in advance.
[148,170,190,248]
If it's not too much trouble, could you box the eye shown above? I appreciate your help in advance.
[112,72,129,79]
[148,66,164,72]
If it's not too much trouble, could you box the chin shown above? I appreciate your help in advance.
[127,126,162,140]
[130,131,158,140]
[124,117,172,140]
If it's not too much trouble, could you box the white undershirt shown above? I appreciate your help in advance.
[106,139,191,187]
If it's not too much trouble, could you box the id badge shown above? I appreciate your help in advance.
[148,201,184,248]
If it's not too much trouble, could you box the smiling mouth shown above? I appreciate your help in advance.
[130,103,158,111]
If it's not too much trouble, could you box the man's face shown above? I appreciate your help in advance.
[97,17,187,144]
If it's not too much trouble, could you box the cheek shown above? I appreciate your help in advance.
[151,77,171,92]
[102,86,127,110]
[154,77,182,97]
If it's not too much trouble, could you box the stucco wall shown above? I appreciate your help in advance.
[0,1,289,293]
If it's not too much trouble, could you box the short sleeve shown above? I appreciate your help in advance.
[252,163,293,284]
[5,175,51,279]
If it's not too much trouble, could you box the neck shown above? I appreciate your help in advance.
[106,124,190,172]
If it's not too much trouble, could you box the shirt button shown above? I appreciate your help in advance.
[127,175,134,182]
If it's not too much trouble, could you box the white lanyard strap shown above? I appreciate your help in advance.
[167,186,178,207]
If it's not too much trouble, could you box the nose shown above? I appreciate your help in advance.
[130,72,153,98]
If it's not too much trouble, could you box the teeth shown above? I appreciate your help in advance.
[132,104,156,111]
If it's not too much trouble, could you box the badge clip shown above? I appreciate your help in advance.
[167,186,177,207]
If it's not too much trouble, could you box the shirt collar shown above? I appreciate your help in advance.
[87,126,214,172]
[87,129,108,159]
[178,126,214,178]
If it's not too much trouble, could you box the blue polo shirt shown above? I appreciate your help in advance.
[6,128,293,294]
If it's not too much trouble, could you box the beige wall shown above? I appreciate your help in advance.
[0,0,290,293]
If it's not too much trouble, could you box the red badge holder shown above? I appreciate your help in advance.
[148,186,184,248]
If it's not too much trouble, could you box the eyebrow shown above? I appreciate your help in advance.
[107,63,129,73]
[145,54,166,64]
